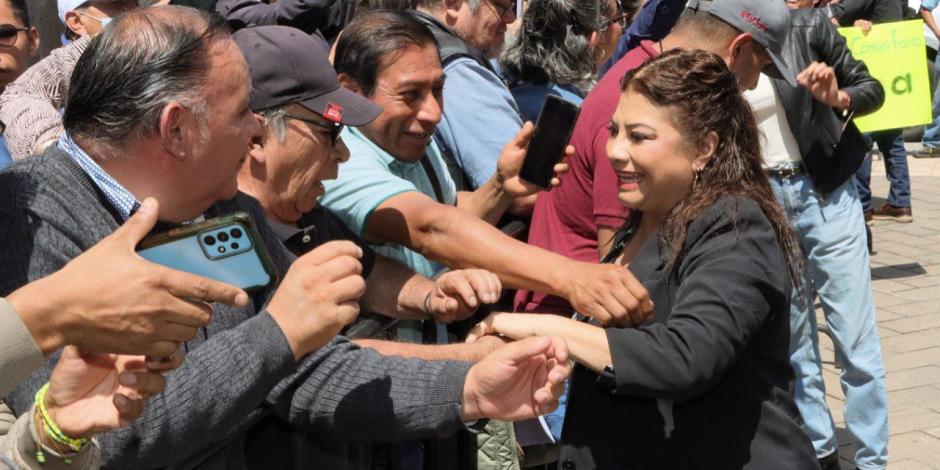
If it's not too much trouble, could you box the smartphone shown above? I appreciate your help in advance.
[136,213,277,291]
[519,95,581,189]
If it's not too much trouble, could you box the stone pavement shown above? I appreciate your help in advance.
[823,151,940,469]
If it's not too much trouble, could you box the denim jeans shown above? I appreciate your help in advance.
[769,175,889,470]
[855,129,911,210]
[923,52,940,148]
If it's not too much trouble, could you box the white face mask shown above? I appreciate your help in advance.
[76,10,111,28]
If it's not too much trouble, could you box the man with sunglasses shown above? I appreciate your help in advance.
[407,0,529,198]
[235,27,507,356]
[0,0,36,170]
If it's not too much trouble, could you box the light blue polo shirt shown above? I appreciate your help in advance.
[320,126,457,279]
[321,127,458,343]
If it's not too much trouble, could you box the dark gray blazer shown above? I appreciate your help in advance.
[558,196,818,470]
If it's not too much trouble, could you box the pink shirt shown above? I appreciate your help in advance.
[514,41,660,314]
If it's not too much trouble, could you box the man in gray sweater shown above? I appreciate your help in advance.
[0,5,570,469]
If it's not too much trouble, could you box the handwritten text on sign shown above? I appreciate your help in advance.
[838,20,931,133]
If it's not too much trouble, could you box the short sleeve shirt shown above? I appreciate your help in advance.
[515,41,659,314]
[435,57,523,189]
[320,126,457,279]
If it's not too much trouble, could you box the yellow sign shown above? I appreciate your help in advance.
[838,20,931,133]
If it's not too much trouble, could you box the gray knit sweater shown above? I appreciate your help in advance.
[0,147,472,469]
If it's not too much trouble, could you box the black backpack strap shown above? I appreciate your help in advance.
[420,154,448,205]
[408,10,496,73]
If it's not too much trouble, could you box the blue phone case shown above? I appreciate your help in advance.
[137,217,273,291]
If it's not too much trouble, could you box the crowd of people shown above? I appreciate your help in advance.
[0,0,921,468]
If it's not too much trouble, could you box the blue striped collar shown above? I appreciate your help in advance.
[58,134,139,221]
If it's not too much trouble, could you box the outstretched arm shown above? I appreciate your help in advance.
[468,313,612,372]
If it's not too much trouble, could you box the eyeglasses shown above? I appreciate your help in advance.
[285,113,344,146]
[602,12,629,30]
[0,24,28,47]
[485,0,517,20]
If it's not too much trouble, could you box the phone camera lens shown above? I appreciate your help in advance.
[217,232,230,242]
[230,228,243,239]
[231,242,240,250]
[218,246,226,254]
[204,236,216,246]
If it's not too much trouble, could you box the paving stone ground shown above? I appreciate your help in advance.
[823,150,940,469]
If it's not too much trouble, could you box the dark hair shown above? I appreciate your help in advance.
[621,0,641,24]
[359,0,418,12]
[6,0,29,27]
[499,0,605,92]
[619,49,803,288]
[671,7,739,43]
[334,10,437,97]
[63,5,231,151]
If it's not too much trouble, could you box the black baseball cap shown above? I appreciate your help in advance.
[233,26,381,126]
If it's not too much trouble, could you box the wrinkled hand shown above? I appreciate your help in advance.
[44,346,178,439]
[797,61,849,109]
[266,240,366,359]
[565,262,653,327]
[8,198,249,358]
[426,269,502,323]
[496,122,572,197]
[460,337,571,422]
[854,19,873,35]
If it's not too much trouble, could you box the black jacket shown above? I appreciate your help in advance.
[558,196,818,470]
[831,0,904,25]
[772,8,885,194]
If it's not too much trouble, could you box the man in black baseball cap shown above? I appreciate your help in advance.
[234,25,507,351]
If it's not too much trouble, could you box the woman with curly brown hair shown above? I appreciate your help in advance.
[469,49,818,469]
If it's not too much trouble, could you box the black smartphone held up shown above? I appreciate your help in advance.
[136,213,277,292]
[519,94,581,189]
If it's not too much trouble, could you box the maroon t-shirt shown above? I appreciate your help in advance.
[514,41,660,314]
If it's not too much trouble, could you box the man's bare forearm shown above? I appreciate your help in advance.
[366,193,573,298]
[455,176,512,225]
[361,256,434,320]
[924,8,940,42]
[354,338,500,363]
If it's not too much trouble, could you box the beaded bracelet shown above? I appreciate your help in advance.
[34,383,89,454]
[34,405,71,465]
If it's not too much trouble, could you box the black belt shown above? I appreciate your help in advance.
[764,164,805,179]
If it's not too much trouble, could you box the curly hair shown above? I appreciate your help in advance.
[619,49,803,290]
[499,0,607,93]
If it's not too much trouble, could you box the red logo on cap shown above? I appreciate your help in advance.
[740,11,769,33]
[324,102,344,123]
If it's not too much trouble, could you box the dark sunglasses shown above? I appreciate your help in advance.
[0,24,28,47]
[285,113,344,146]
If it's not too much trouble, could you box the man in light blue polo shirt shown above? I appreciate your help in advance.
[324,11,655,339]
[323,126,456,279]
